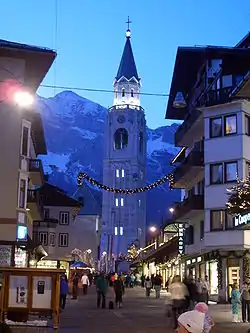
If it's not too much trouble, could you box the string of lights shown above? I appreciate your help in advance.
[40,84,170,98]
[77,172,174,194]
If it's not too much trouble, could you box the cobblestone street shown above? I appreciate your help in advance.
[51,287,250,333]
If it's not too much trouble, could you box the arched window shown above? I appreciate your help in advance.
[131,89,134,97]
[139,131,143,153]
[122,88,125,97]
[114,128,128,150]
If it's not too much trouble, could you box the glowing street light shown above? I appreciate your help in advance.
[13,90,34,107]
[149,226,157,233]
[169,207,174,214]
[86,249,92,254]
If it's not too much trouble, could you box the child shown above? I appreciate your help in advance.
[195,302,214,333]
[231,282,241,322]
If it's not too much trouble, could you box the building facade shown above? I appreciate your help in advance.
[33,183,82,272]
[0,39,56,268]
[101,28,147,266]
[165,33,250,302]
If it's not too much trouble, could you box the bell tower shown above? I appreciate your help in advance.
[101,22,147,271]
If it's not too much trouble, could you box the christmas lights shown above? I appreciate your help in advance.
[226,177,250,215]
[77,172,174,194]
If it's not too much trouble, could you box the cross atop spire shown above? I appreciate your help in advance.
[126,16,132,30]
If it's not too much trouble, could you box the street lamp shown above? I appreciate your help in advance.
[149,226,157,233]
[169,207,174,214]
[13,90,34,107]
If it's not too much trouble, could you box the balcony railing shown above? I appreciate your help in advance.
[198,86,233,108]
[173,149,204,184]
[29,159,44,184]
[173,194,204,221]
[27,189,44,219]
[33,219,58,229]
[175,108,202,145]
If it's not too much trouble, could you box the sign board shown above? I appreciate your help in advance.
[0,245,12,267]
[8,275,28,308]
[233,212,250,227]
[32,276,52,309]
[178,224,185,255]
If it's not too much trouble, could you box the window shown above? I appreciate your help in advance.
[210,117,222,138]
[122,88,125,97]
[120,198,124,207]
[121,169,125,178]
[131,89,134,97]
[44,208,50,219]
[114,128,128,150]
[210,163,223,184]
[222,75,232,88]
[49,233,55,246]
[116,169,119,178]
[120,227,123,236]
[210,210,224,231]
[39,232,48,246]
[114,227,118,236]
[225,161,237,182]
[59,233,69,247]
[115,198,119,207]
[59,212,69,225]
[21,126,29,156]
[19,179,26,208]
[225,213,234,229]
[245,115,250,136]
[138,199,141,207]
[200,220,204,240]
[139,131,143,153]
[224,115,237,135]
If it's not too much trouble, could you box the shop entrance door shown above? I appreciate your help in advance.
[228,267,240,286]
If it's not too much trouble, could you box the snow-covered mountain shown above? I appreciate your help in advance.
[36,91,181,223]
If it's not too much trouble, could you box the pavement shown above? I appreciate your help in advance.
[52,287,250,333]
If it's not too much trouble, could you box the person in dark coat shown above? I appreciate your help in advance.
[96,272,108,308]
[72,274,79,300]
[114,276,124,308]
[60,274,68,310]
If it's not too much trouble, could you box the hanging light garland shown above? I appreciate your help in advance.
[77,172,174,194]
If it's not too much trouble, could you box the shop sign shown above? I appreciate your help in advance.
[178,224,185,255]
[0,245,12,267]
[233,212,250,227]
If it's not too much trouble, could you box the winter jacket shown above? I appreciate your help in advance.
[96,276,108,294]
[60,279,68,295]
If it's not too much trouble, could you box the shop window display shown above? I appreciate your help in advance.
[209,261,218,294]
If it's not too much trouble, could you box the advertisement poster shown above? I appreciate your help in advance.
[32,276,52,309]
[8,275,28,308]
[0,245,12,267]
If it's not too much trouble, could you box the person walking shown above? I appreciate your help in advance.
[60,274,68,310]
[114,275,124,308]
[81,273,90,295]
[241,280,250,322]
[72,273,79,300]
[202,276,210,304]
[154,274,162,299]
[96,272,108,309]
[145,276,152,298]
[169,275,189,330]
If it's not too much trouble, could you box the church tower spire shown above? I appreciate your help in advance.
[113,17,141,107]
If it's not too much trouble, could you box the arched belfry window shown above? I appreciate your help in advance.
[122,88,125,97]
[114,128,128,150]
[139,131,143,153]
[131,89,134,97]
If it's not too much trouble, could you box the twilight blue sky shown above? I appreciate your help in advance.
[1,0,250,128]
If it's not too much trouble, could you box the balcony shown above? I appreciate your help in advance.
[27,189,44,221]
[199,86,233,108]
[175,108,203,147]
[172,149,204,188]
[33,219,58,229]
[204,229,250,249]
[29,159,44,186]
[172,194,204,221]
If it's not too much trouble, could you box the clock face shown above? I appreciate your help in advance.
[117,115,125,123]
